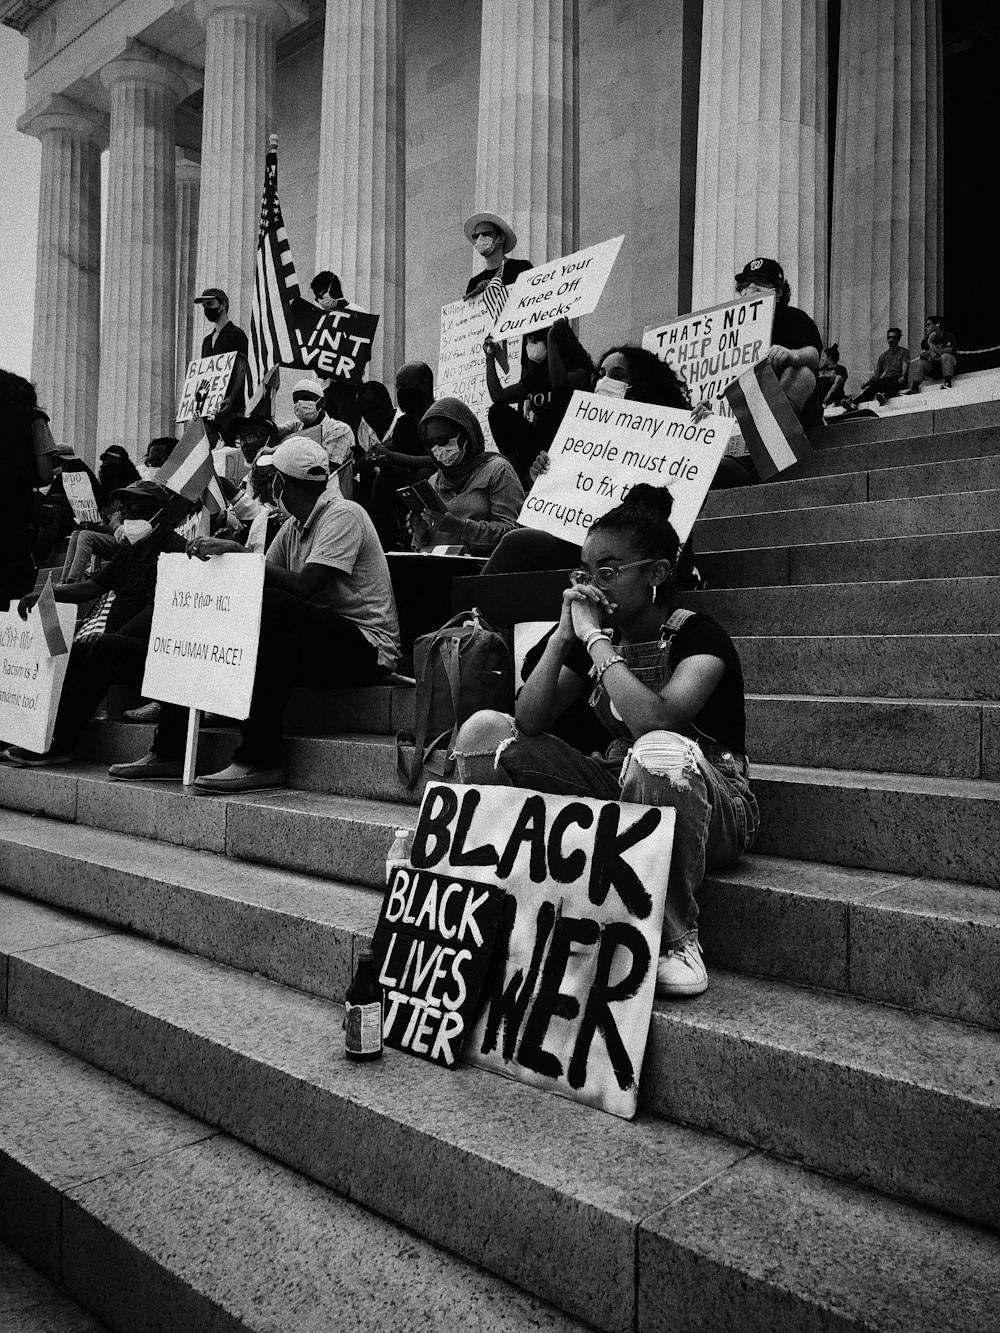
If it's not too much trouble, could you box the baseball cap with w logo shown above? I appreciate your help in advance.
[735,257,784,286]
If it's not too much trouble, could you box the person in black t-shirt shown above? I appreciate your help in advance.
[453,484,759,1000]
[735,257,823,426]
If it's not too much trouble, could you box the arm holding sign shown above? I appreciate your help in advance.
[18,577,105,619]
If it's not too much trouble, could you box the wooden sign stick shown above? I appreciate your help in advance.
[183,707,202,786]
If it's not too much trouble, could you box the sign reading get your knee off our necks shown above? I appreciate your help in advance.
[370,781,674,1120]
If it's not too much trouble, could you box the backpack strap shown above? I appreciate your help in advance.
[399,625,468,790]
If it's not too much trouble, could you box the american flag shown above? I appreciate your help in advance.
[480,264,509,324]
[247,135,300,403]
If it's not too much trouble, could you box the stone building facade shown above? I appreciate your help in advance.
[3,0,944,462]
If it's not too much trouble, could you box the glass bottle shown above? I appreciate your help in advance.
[345,949,384,1061]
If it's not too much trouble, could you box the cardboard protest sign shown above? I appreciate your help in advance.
[0,602,76,752]
[491,236,624,339]
[372,866,504,1067]
[407,782,674,1119]
[61,469,101,524]
[438,294,522,447]
[176,352,239,424]
[643,294,775,455]
[518,390,733,546]
[142,553,265,718]
[288,298,380,384]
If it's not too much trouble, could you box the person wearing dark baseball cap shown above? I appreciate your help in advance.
[193,285,249,428]
[734,257,823,425]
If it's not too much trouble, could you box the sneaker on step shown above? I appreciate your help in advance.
[108,752,183,782]
[124,701,161,722]
[875,392,887,407]
[193,761,285,794]
[656,939,708,998]
[3,745,75,768]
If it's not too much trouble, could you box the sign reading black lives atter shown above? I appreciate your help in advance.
[381,782,673,1118]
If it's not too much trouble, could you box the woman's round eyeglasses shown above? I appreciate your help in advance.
[569,559,656,591]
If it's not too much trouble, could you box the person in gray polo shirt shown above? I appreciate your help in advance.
[109,439,400,793]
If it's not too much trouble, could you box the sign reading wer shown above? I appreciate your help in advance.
[290,300,380,384]
[0,603,76,753]
[438,293,521,447]
[518,390,732,546]
[491,236,624,339]
[406,781,674,1119]
[643,293,775,421]
[142,553,265,718]
[372,865,504,1067]
[176,352,239,424]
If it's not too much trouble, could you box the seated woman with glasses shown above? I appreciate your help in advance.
[452,483,758,998]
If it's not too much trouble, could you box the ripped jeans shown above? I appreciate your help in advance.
[452,711,759,950]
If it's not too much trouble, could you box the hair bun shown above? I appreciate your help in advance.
[622,483,674,517]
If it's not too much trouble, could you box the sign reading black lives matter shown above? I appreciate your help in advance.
[142,553,265,718]
[372,859,504,1067]
[288,298,380,384]
[397,781,674,1118]
[176,352,240,423]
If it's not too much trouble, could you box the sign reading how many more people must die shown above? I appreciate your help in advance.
[176,352,240,424]
[386,781,674,1119]
[438,293,522,447]
[142,553,265,719]
[518,390,733,546]
[0,601,76,753]
[490,236,624,340]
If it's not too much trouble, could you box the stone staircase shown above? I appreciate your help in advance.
[1,400,999,1331]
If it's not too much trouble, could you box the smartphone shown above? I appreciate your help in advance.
[396,480,448,515]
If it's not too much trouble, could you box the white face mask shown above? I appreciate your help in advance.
[431,438,465,469]
[317,293,339,311]
[121,518,155,545]
[474,233,498,256]
[137,463,158,480]
[293,399,322,425]
[594,375,629,398]
[525,341,547,363]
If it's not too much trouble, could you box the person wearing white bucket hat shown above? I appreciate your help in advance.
[464,211,532,299]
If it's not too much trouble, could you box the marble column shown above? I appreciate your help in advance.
[830,0,942,382]
[175,150,201,393]
[194,0,293,325]
[315,0,404,384]
[474,0,578,266]
[24,99,106,463]
[96,52,186,457]
[692,0,828,330]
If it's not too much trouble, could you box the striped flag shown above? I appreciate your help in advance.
[247,135,301,402]
[481,267,510,373]
[36,576,69,657]
[724,360,813,480]
[157,416,226,514]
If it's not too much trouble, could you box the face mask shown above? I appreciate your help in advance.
[113,524,129,545]
[396,386,426,415]
[203,304,221,322]
[138,463,158,480]
[594,375,629,398]
[272,475,291,517]
[121,518,155,545]
[317,293,339,311]
[525,341,547,364]
[431,438,465,469]
[293,399,322,425]
[474,234,497,256]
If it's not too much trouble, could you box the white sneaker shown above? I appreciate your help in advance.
[656,940,708,998]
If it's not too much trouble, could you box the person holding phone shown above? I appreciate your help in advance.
[408,398,524,556]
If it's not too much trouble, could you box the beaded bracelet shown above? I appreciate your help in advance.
[595,653,627,684]
[584,629,613,654]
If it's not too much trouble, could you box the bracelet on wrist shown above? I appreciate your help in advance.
[595,653,627,684]
[584,629,613,654]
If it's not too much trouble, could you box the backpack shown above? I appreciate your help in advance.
[397,608,514,790]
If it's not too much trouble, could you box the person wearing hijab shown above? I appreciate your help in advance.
[464,212,532,299]
[411,398,524,556]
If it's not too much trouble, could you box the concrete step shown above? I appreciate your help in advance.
[6,904,1000,1320]
[737,633,1000,702]
[803,397,1000,453]
[694,487,1000,551]
[702,451,1000,521]
[2,810,998,1032]
[0,1022,584,1333]
[698,528,1000,588]
[798,420,1000,479]
[753,764,1000,888]
[0,1241,107,1332]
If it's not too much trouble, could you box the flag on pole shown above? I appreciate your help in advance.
[36,576,69,657]
[480,269,510,373]
[247,134,301,403]
[723,360,813,480]
[157,416,226,514]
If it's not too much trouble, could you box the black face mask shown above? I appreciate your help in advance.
[396,386,426,415]
[203,304,222,321]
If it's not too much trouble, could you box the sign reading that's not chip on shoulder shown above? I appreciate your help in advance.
[402,781,674,1119]
[490,236,624,340]
[142,553,265,718]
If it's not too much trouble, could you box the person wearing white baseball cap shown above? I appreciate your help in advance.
[276,378,356,499]
[108,436,400,793]
[463,211,532,300]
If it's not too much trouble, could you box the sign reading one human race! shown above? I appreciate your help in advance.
[176,352,239,424]
[0,601,76,753]
[518,389,733,546]
[490,236,624,340]
[142,553,265,718]
[393,781,674,1119]
[438,293,522,446]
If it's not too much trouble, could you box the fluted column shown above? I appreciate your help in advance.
[475,0,577,265]
[692,0,828,330]
[315,0,404,383]
[195,0,293,324]
[175,150,201,393]
[96,52,186,457]
[830,0,942,380]
[24,99,106,463]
